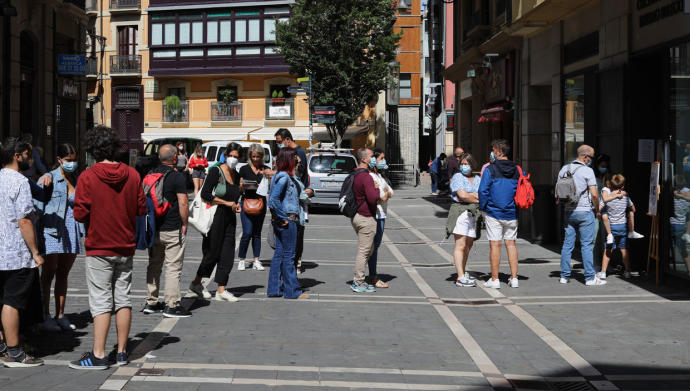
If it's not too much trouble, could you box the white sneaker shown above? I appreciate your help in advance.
[464,272,476,281]
[683,233,690,243]
[237,260,246,271]
[214,290,239,302]
[596,271,607,280]
[585,277,607,286]
[622,271,632,279]
[483,279,500,289]
[252,261,265,271]
[628,231,644,239]
[559,277,569,284]
[189,282,212,299]
[606,234,614,244]
[508,277,519,288]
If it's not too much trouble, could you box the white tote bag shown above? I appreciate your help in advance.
[256,176,270,197]
[188,192,217,235]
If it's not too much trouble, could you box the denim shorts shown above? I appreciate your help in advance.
[605,223,627,250]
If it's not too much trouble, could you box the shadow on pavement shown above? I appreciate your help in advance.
[298,278,324,290]
[229,284,264,297]
[128,332,181,362]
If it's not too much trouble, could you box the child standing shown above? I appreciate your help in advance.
[598,174,638,279]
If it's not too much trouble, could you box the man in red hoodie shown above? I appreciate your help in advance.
[70,126,146,370]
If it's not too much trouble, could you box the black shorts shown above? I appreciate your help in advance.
[0,268,35,310]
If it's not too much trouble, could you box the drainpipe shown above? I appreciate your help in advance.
[2,13,11,138]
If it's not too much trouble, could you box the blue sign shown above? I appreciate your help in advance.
[57,55,85,75]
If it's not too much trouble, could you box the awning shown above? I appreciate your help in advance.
[477,105,505,123]
[248,126,330,142]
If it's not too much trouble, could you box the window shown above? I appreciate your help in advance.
[117,26,137,55]
[180,48,203,57]
[264,19,276,41]
[208,48,232,56]
[153,50,176,58]
[164,23,176,45]
[179,22,190,44]
[563,75,585,161]
[192,22,203,43]
[207,21,218,43]
[248,19,260,41]
[220,21,231,42]
[270,85,289,98]
[151,24,162,45]
[265,7,290,15]
[217,86,238,102]
[236,47,261,55]
[168,87,186,101]
[309,155,357,174]
[235,20,246,42]
[116,88,139,105]
[400,74,412,99]
[206,146,218,161]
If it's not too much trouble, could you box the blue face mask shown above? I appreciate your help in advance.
[278,143,285,149]
[377,160,388,170]
[62,161,78,173]
[490,151,496,162]
[369,157,377,169]
[598,167,607,174]
[460,164,471,175]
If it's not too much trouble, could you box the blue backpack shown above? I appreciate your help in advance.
[135,197,157,250]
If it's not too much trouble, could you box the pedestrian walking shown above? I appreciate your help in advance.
[71,126,147,370]
[39,143,83,332]
[143,144,191,318]
[446,147,465,179]
[478,140,521,289]
[350,148,381,293]
[367,148,393,289]
[429,153,446,195]
[448,153,481,287]
[188,145,208,195]
[189,142,241,302]
[0,137,45,368]
[556,144,606,286]
[267,148,308,299]
[237,143,273,271]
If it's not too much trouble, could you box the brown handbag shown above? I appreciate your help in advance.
[243,197,265,215]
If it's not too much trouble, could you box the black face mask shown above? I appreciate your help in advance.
[18,157,31,171]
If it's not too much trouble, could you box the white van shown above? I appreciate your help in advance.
[202,141,273,171]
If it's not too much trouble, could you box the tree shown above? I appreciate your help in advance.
[275,0,400,147]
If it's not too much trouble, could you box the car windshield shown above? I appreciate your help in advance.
[309,155,356,174]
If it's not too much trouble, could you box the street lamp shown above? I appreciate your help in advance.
[397,0,410,11]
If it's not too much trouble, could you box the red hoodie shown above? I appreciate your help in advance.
[74,162,146,257]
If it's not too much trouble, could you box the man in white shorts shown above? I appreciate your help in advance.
[478,139,521,288]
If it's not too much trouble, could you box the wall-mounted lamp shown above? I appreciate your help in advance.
[397,0,410,11]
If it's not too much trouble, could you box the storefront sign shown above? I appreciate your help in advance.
[269,105,291,118]
[639,0,684,27]
[649,161,660,216]
[57,55,85,75]
[58,78,79,99]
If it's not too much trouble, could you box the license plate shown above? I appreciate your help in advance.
[321,181,341,188]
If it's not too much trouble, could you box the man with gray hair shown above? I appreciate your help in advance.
[446,147,465,179]
[144,144,192,317]
[557,144,606,286]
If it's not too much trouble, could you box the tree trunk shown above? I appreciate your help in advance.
[334,125,347,148]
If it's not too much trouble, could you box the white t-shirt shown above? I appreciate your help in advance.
[671,187,690,225]
[602,187,633,225]
[558,161,596,212]
[370,172,393,220]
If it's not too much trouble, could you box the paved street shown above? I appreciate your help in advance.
[3,188,690,391]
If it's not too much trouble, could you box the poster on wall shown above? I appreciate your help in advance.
[649,161,660,216]
[269,105,291,119]
[638,139,655,162]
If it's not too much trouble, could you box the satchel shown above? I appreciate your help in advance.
[243,197,265,215]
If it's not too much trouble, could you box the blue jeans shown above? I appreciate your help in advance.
[237,205,265,259]
[561,211,596,281]
[430,172,438,193]
[368,218,385,278]
[267,221,302,299]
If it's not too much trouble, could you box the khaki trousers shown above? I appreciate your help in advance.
[147,229,185,307]
[351,213,377,285]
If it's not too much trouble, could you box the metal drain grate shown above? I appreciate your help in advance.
[552,381,596,391]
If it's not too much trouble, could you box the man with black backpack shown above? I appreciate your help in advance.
[348,148,382,293]
[143,144,192,317]
[556,144,606,286]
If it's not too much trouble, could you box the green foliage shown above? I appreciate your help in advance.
[218,87,237,104]
[164,95,182,121]
[275,0,401,146]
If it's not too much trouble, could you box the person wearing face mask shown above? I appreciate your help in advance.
[38,144,84,332]
[446,153,481,287]
[175,142,188,172]
[366,148,393,288]
[189,142,242,302]
[274,128,308,186]
[188,145,209,195]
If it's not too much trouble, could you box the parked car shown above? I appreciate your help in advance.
[306,148,357,207]
[202,141,274,171]
[136,137,203,178]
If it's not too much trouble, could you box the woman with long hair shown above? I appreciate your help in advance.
[188,144,208,195]
[40,143,84,331]
[189,143,241,302]
[175,141,188,173]
[449,153,481,287]
[367,148,393,288]
[237,144,274,271]
[267,148,308,299]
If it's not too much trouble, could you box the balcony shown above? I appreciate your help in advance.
[463,7,491,42]
[85,58,98,78]
[110,0,140,13]
[85,0,98,13]
[109,55,141,76]
[265,98,294,123]
[211,101,243,123]
[162,101,189,126]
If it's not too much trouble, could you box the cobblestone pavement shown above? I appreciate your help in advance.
[3,188,690,391]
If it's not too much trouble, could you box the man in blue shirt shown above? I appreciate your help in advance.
[429,153,446,195]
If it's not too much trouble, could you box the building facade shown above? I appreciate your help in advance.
[446,0,690,285]
[0,0,88,164]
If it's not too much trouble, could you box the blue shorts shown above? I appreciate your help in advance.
[672,223,688,258]
[605,223,627,250]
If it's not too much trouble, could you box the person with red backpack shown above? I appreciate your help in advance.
[143,144,191,318]
[478,139,523,289]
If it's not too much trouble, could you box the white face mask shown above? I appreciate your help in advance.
[227,156,238,168]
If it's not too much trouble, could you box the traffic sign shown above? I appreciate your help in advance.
[299,81,311,90]
[297,76,310,83]
[287,86,305,94]
[314,116,335,124]
[57,55,85,75]
[313,106,335,115]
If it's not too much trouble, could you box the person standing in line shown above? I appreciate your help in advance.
[237,143,273,271]
[175,142,188,173]
[367,148,392,289]
[448,153,481,287]
[429,153,446,195]
[188,145,208,195]
[71,126,146,370]
[350,148,381,293]
[557,144,606,286]
[143,145,191,318]
[0,137,45,368]
[592,154,610,269]
[189,143,241,302]
[478,140,521,289]
[267,148,308,300]
[446,147,465,179]
[598,174,637,280]
[40,143,83,332]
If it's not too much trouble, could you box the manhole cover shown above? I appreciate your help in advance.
[135,368,165,376]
